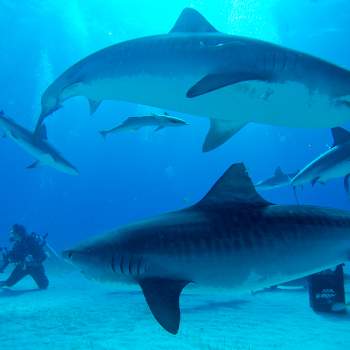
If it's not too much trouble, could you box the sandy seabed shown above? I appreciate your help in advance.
[0,272,349,350]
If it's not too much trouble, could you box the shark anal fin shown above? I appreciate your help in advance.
[187,72,273,98]
[203,119,245,152]
[88,99,102,115]
[196,163,272,208]
[170,8,218,34]
[26,160,39,169]
[137,278,190,334]
[331,127,350,147]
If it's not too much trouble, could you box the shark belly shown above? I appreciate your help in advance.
[79,75,350,129]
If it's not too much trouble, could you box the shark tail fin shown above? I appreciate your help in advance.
[99,130,108,140]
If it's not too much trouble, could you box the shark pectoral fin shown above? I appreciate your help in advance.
[187,72,272,98]
[154,126,165,132]
[88,99,102,115]
[26,160,40,169]
[137,277,190,334]
[203,119,245,152]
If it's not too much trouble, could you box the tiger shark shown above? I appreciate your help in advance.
[37,8,350,152]
[0,111,78,175]
[62,163,350,334]
[292,127,350,193]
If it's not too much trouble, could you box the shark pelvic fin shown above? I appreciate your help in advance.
[154,126,165,132]
[203,119,245,152]
[331,127,350,147]
[26,160,40,169]
[170,8,218,34]
[197,163,272,208]
[187,71,273,98]
[88,99,102,115]
[137,277,190,334]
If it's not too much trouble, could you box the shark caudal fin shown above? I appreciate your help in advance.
[99,130,108,140]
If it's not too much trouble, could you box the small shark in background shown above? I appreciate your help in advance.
[292,128,350,193]
[0,111,79,175]
[63,163,350,334]
[99,112,188,139]
[255,167,298,191]
[36,8,350,152]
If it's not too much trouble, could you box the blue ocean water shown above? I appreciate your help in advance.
[1,0,350,348]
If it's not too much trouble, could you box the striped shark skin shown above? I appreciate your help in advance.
[37,8,350,152]
[0,111,78,175]
[62,163,350,334]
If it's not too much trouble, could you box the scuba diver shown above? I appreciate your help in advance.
[0,224,49,289]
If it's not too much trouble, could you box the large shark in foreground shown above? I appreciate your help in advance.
[63,163,350,334]
[37,8,350,152]
[292,127,350,193]
[0,111,78,175]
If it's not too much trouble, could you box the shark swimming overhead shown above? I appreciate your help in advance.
[292,127,350,193]
[255,166,298,191]
[0,111,78,175]
[37,8,350,152]
[63,163,350,334]
[99,112,188,139]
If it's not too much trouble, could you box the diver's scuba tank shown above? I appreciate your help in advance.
[308,264,346,313]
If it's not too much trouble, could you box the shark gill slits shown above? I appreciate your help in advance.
[120,256,125,275]
[111,255,116,273]
[128,257,134,275]
[137,258,143,276]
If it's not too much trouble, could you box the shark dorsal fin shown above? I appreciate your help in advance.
[332,127,350,146]
[36,124,48,140]
[170,8,218,34]
[274,166,284,177]
[197,163,271,208]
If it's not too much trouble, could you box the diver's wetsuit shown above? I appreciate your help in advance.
[0,234,49,289]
